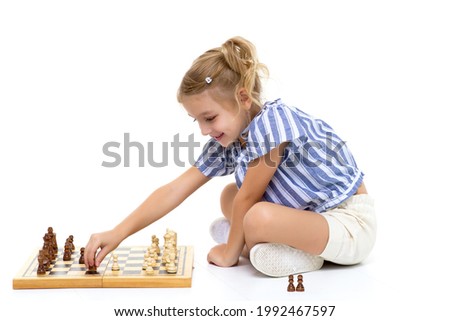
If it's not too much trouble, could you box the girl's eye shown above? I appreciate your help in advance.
[205,116,216,122]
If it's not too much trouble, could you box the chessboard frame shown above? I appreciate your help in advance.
[13,245,194,289]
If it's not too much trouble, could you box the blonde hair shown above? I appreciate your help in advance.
[177,36,269,107]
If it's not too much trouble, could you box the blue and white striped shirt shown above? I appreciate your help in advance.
[195,99,364,213]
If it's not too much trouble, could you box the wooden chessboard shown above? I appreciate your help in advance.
[13,245,194,289]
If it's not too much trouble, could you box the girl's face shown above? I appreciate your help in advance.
[182,89,251,147]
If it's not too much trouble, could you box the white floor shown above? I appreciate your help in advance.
[3,236,443,321]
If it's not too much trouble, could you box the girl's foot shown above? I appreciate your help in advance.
[249,243,324,277]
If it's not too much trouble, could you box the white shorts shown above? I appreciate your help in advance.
[319,194,376,265]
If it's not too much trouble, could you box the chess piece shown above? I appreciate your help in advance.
[148,256,156,267]
[153,237,160,254]
[287,275,295,292]
[40,248,52,270]
[85,265,99,274]
[149,247,156,261]
[63,244,72,261]
[63,236,74,261]
[43,238,56,261]
[79,247,85,264]
[296,274,305,292]
[166,252,177,274]
[68,235,75,252]
[151,242,159,256]
[145,264,154,275]
[47,227,58,252]
[37,250,48,275]
[142,252,149,270]
[111,253,120,271]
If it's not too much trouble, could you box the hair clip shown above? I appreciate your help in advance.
[205,77,213,84]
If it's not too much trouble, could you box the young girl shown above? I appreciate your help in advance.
[84,37,376,277]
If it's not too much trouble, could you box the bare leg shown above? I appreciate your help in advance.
[220,183,238,221]
[219,183,250,257]
[243,202,329,255]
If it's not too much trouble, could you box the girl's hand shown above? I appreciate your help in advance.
[207,244,239,267]
[84,230,121,268]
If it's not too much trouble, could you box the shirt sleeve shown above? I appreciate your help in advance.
[244,103,303,163]
[194,138,236,177]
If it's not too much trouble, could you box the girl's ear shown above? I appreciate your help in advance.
[237,88,252,110]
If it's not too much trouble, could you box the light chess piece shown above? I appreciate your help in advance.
[111,253,120,271]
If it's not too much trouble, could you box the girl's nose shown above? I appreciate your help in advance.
[200,123,211,136]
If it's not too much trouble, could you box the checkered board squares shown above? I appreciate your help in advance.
[13,246,194,289]
[115,247,179,275]
[45,250,108,276]
[102,246,193,288]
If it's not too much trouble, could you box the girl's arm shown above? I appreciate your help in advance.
[85,166,210,267]
[208,142,288,266]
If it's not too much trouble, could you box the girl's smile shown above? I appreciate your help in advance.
[213,133,225,141]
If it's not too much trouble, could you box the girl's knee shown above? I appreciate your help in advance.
[243,202,273,234]
[220,183,238,216]
[220,183,238,201]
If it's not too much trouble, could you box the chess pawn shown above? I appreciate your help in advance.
[166,252,177,274]
[287,275,295,292]
[111,253,120,271]
[79,247,85,264]
[63,244,72,261]
[86,265,98,274]
[69,235,75,251]
[37,251,47,275]
[296,275,304,292]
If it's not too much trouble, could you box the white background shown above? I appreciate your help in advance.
[1,0,449,320]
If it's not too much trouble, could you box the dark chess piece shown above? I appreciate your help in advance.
[296,274,305,292]
[40,248,52,271]
[65,237,73,253]
[79,247,85,264]
[43,239,56,261]
[37,250,48,275]
[47,227,58,252]
[63,244,72,261]
[287,275,295,292]
[68,235,75,251]
[85,265,99,275]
